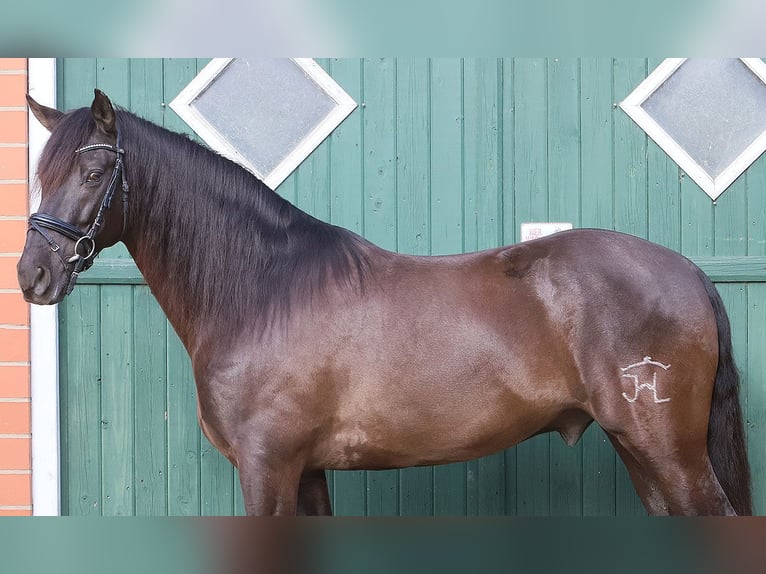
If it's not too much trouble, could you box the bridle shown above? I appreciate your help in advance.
[28,130,129,296]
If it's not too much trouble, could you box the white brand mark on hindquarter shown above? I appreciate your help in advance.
[620,356,672,404]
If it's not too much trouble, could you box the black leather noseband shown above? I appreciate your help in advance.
[28,131,129,296]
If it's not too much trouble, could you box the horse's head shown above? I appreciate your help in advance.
[18,89,128,305]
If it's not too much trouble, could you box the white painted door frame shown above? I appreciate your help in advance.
[28,58,60,516]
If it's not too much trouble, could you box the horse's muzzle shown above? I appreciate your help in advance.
[17,259,64,305]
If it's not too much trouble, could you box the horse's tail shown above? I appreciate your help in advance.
[695,265,753,515]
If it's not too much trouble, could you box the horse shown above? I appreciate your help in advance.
[18,89,752,516]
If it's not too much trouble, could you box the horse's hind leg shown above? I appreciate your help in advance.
[612,433,734,515]
[600,385,735,515]
[606,433,669,515]
[297,469,332,515]
[592,358,735,515]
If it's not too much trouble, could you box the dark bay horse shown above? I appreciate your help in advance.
[18,90,752,515]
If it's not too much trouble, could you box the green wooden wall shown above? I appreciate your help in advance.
[55,58,766,516]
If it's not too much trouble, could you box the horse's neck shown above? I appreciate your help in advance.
[120,141,268,352]
[120,134,331,355]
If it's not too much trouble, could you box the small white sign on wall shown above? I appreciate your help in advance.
[520,222,573,242]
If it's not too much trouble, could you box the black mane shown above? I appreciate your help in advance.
[41,107,372,340]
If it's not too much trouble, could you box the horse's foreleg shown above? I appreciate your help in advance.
[297,470,332,516]
[237,458,303,516]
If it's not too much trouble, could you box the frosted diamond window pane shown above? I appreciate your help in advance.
[642,59,766,179]
[620,58,766,200]
[192,59,338,179]
[169,58,356,189]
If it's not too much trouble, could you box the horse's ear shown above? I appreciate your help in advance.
[26,95,64,132]
[91,89,117,137]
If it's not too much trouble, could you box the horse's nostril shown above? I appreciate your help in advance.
[32,266,51,296]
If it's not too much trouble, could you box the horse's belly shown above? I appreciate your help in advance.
[314,388,561,471]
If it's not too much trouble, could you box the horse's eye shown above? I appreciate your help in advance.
[86,171,102,184]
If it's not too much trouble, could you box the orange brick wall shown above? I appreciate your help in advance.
[0,58,32,516]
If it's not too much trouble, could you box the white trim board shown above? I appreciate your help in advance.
[169,58,357,190]
[619,57,766,201]
[28,58,61,516]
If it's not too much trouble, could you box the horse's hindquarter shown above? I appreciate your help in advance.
[522,230,720,438]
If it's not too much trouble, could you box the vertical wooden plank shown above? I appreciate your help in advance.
[399,467,433,516]
[747,154,766,260]
[124,59,170,516]
[194,58,251,517]
[294,59,332,221]
[362,57,399,515]
[166,324,200,516]
[463,58,505,515]
[613,58,648,238]
[60,286,102,515]
[646,144,681,250]
[675,52,714,260]
[463,58,501,252]
[200,438,234,516]
[680,176,714,257]
[500,58,516,245]
[547,57,583,516]
[58,59,100,516]
[362,57,398,251]
[612,58,649,515]
[60,58,97,109]
[161,59,203,516]
[396,57,433,515]
[500,58,518,514]
[513,57,550,516]
[580,58,614,231]
[57,288,71,516]
[95,57,130,102]
[579,57,616,516]
[430,58,464,256]
[581,427,615,516]
[547,58,581,225]
[94,59,133,262]
[100,285,135,516]
[748,284,766,515]
[746,154,766,514]
[429,58,467,516]
[162,58,198,131]
[326,58,367,516]
[133,287,169,516]
[395,57,430,258]
[645,57,681,252]
[332,471,367,517]
[513,58,548,227]
[718,285,748,473]
[129,59,165,124]
[714,176,748,259]
[294,134,330,220]
[329,58,364,235]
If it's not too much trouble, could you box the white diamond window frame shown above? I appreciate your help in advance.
[169,58,357,189]
[619,58,766,201]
